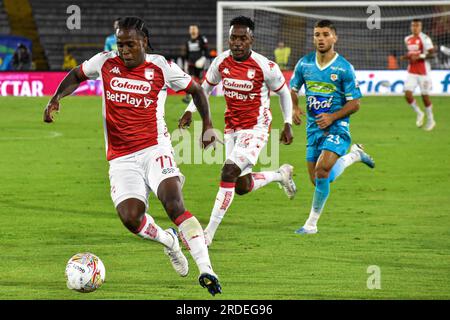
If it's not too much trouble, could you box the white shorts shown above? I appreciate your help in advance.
[404,73,432,95]
[224,129,269,176]
[108,144,185,210]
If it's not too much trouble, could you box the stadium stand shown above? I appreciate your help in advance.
[0,1,11,35]
[27,0,216,70]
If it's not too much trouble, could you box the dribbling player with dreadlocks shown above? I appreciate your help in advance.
[43,17,222,296]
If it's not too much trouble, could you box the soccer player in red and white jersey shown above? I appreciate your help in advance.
[401,19,436,131]
[43,17,221,296]
[178,16,297,246]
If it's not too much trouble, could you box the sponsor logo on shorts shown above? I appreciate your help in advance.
[162,168,176,174]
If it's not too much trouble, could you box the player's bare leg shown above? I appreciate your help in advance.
[307,161,317,186]
[405,90,425,127]
[116,197,188,277]
[422,94,435,131]
[158,177,221,296]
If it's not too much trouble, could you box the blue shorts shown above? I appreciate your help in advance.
[306,131,351,162]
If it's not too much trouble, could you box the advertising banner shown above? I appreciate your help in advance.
[0,70,449,97]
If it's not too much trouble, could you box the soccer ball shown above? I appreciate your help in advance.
[65,252,106,293]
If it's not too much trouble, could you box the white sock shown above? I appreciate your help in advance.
[204,181,235,241]
[136,213,175,248]
[409,100,422,114]
[304,210,321,230]
[342,150,361,165]
[250,171,282,192]
[425,105,434,121]
[176,212,214,275]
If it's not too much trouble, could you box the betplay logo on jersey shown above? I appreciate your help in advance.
[307,96,333,115]
[110,77,151,94]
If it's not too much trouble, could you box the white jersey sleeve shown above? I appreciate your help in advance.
[261,60,286,92]
[204,51,229,85]
[420,33,434,52]
[81,51,112,79]
[159,57,192,92]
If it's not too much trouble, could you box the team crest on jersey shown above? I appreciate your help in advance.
[145,68,154,80]
[223,68,230,75]
[330,74,338,81]
[247,68,256,79]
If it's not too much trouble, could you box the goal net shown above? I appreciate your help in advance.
[217,1,450,71]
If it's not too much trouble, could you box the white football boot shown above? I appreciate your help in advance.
[277,164,297,200]
[164,228,189,277]
[295,226,318,235]
[424,119,436,131]
[416,111,425,128]
[350,144,375,168]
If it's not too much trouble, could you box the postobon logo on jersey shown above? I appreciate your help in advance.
[222,78,254,92]
[307,96,333,115]
[110,77,151,94]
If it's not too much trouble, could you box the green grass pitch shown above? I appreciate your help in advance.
[0,95,449,299]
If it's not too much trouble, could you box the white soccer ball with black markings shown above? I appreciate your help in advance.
[65,252,106,293]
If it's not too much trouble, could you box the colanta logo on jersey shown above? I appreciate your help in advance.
[307,96,333,115]
[110,77,151,94]
[223,78,253,91]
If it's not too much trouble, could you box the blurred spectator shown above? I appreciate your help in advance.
[274,41,291,70]
[104,18,121,51]
[12,43,32,71]
[62,49,78,70]
[183,24,208,103]
[387,50,399,70]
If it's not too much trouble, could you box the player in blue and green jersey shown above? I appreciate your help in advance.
[290,20,375,234]
[104,18,121,51]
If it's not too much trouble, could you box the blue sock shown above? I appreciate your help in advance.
[329,157,346,183]
[312,177,330,214]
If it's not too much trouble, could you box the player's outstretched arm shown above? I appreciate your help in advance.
[43,66,85,123]
[184,81,218,149]
[315,99,360,130]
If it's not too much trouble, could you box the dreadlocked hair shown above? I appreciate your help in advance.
[117,16,153,52]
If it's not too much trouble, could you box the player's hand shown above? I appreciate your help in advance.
[201,123,223,150]
[178,111,192,129]
[43,98,60,123]
[292,105,304,126]
[400,55,409,61]
[409,54,420,62]
[315,113,335,129]
[280,123,293,145]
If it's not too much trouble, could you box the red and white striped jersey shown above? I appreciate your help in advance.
[80,51,192,161]
[404,32,434,75]
[206,50,286,133]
